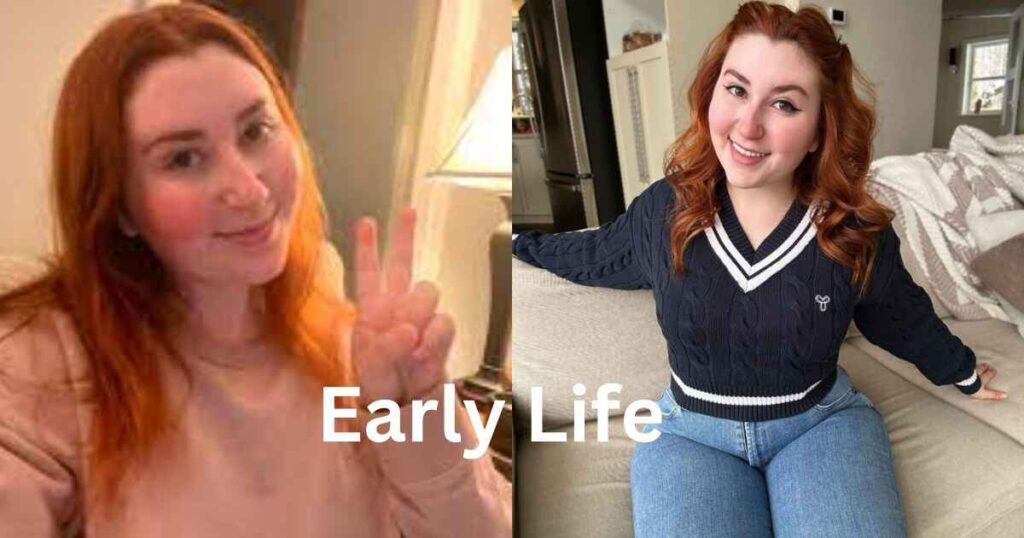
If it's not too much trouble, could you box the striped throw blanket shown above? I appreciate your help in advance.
[867,125,1024,338]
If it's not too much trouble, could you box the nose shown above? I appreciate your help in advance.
[217,148,269,209]
[736,104,764,140]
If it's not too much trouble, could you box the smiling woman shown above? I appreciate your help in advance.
[122,44,301,289]
[512,2,1005,537]
[0,3,510,537]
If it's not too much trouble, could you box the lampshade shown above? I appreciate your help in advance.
[431,45,513,178]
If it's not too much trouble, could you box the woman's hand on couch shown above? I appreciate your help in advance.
[970,362,1008,400]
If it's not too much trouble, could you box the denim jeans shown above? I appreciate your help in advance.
[630,365,907,538]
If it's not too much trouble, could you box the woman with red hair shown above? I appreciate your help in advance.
[0,4,510,536]
[514,2,1005,536]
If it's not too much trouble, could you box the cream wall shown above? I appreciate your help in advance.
[665,0,747,137]
[0,0,134,257]
[603,0,667,58]
[932,16,1011,148]
[823,0,943,157]
[665,0,942,160]
[294,0,428,281]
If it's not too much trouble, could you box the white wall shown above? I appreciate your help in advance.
[294,0,426,278]
[603,0,667,58]
[665,0,747,140]
[665,0,942,160]
[932,16,1011,148]
[0,0,135,257]
[823,0,943,157]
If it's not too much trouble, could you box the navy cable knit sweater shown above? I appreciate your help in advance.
[513,178,982,421]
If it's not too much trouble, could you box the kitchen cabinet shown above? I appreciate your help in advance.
[607,40,676,206]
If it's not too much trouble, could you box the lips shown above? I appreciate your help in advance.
[730,138,769,157]
[216,210,277,246]
[728,138,770,165]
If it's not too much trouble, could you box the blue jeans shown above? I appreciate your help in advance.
[630,366,907,538]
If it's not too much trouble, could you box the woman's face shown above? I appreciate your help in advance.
[123,43,300,288]
[708,33,822,192]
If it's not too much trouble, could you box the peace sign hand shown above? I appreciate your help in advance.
[969,362,1009,401]
[351,208,454,407]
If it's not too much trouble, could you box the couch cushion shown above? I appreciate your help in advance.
[516,417,635,538]
[839,343,1024,537]
[846,318,1024,445]
[512,258,667,431]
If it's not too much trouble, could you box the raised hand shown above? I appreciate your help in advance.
[969,362,1008,400]
[350,208,454,406]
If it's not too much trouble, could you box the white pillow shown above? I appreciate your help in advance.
[966,210,1024,252]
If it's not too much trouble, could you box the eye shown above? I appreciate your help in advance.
[725,84,746,98]
[772,100,800,114]
[165,149,202,170]
[243,119,276,144]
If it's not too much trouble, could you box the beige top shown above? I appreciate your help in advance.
[0,307,512,537]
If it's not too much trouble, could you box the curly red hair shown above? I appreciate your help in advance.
[665,1,893,297]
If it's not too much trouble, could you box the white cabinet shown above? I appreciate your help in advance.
[607,40,676,206]
[512,134,552,224]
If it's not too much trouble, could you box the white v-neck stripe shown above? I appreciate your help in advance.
[707,227,754,290]
[704,205,819,293]
[713,208,814,276]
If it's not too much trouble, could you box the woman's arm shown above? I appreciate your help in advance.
[852,226,982,394]
[371,384,512,537]
[0,310,83,537]
[513,178,671,290]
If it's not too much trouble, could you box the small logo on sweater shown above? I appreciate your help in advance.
[815,294,831,312]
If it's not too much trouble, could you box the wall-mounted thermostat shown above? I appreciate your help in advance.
[828,8,847,26]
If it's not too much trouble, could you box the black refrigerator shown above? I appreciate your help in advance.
[518,0,625,232]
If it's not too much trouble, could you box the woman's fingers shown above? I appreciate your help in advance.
[403,313,454,399]
[356,293,394,331]
[355,208,416,303]
[353,217,382,304]
[355,321,419,365]
[412,313,455,364]
[395,281,439,331]
[976,388,1008,400]
[386,208,416,296]
[980,364,996,385]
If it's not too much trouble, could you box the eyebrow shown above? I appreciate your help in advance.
[140,98,268,155]
[723,69,809,97]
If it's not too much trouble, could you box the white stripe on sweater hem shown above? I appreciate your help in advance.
[671,370,825,406]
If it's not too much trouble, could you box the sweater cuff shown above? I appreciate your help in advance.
[954,370,982,395]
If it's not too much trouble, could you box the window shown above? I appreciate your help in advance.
[962,37,1009,115]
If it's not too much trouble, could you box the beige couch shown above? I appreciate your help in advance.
[512,235,1024,537]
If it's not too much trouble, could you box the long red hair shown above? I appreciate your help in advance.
[665,1,893,296]
[0,4,356,511]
